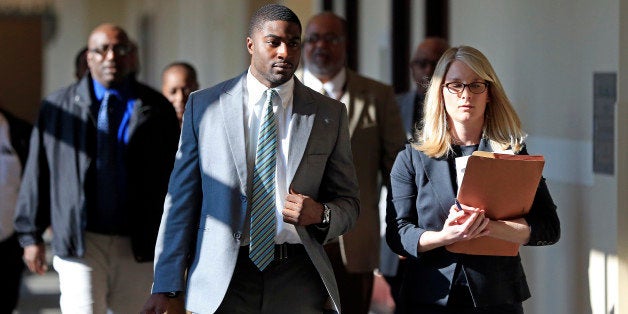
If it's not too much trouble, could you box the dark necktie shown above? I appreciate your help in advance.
[96,92,120,210]
[249,89,278,271]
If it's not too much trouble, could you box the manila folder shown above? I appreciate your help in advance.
[445,151,545,256]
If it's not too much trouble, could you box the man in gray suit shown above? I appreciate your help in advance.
[142,4,359,314]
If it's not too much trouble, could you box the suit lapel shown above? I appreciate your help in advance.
[220,74,248,194]
[343,71,364,138]
[123,81,151,141]
[422,139,493,214]
[126,99,147,141]
[420,153,456,216]
[287,79,316,184]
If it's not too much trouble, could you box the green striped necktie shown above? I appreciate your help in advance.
[249,89,278,271]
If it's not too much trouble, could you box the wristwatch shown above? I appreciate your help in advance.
[321,203,331,225]
[163,291,180,298]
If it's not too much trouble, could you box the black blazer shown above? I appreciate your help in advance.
[386,140,560,307]
[14,74,180,262]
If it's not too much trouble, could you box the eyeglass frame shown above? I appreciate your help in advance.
[442,81,489,94]
[303,34,345,45]
[88,44,133,57]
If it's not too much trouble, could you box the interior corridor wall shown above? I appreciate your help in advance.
[448,1,619,313]
[43,0,323,96]
[43,0,250,94]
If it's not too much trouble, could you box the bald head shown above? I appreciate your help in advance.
[303,12,347,82]
[161,62,199,125]
[410,37,449,93]
[86,23,133,88]
[306,12,347,37]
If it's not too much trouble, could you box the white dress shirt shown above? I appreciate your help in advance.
[303,67,347,101]
[244,69,300,244]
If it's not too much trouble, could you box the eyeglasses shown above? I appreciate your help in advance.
[442,82,489,94]
[304,34,344,45]
[89,44,133,57]
[411,59,438,69]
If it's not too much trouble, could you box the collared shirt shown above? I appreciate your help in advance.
[303,67,347,101]
[0,112,21,241]
[244,69,299,244]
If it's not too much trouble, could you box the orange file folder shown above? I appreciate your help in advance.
[445,151,545,256]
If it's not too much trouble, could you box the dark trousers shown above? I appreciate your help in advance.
[324,242,374,314]
[0,233,24,313]
[384,258,407,314]
[404,303,523,314]
[216,244,327,314]
[398,284,524,314]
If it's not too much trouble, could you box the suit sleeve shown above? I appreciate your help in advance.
[519,147,561,246]
[508,146,560,246]
[524,177,560,246]
[309,102,360,243]
[152,93,202,293]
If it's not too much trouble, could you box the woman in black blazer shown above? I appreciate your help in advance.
[386,46,560,314]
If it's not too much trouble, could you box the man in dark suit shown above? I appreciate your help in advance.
[379,37,449,311]
[0,106,31,313]
[142,4,359,314]
[395,37,449,140]
[299,12,406,313]
[14,23,179,313]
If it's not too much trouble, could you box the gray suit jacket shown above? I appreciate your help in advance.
[152,73,360,313]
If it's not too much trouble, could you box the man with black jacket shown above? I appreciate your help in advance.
[14,23,179,313]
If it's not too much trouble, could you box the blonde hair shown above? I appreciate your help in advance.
[414,45,526,158]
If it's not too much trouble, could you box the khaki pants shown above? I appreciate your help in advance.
[53,232,153,314]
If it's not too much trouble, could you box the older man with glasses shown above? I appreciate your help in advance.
[298,11,406,314]
[14,23,179,313]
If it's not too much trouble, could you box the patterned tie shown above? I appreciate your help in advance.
[96,92,119,211]
[249,89,278,271]
[320,87,330,98]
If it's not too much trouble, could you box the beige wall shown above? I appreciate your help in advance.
[618,0,628,313]
[448,0,621,313]
[43,0,251,94]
